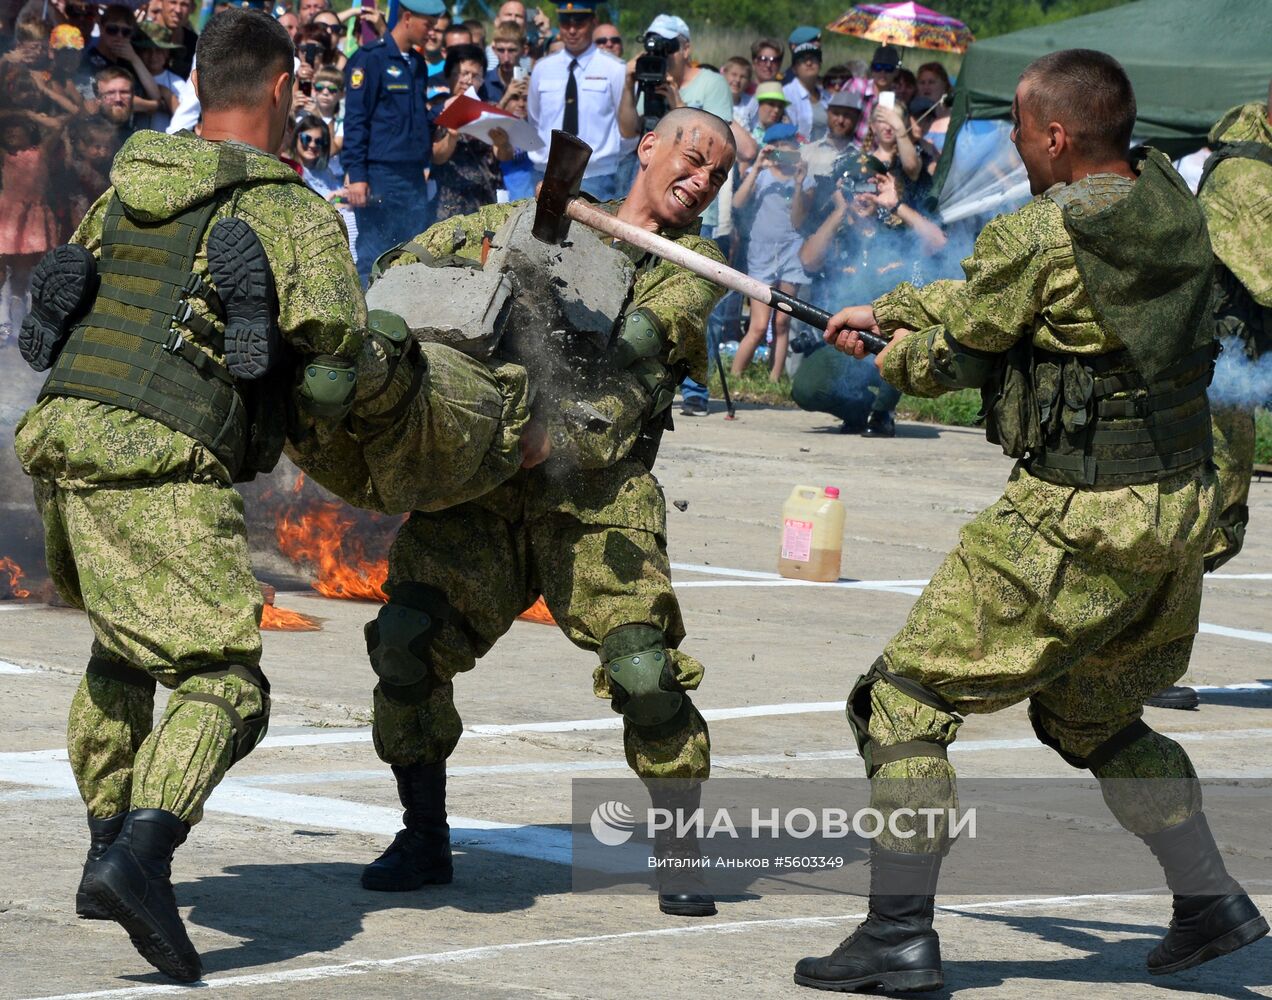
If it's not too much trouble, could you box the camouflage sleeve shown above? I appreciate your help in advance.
[383,201,527,270]
[1199,157,1272,308]
[540,359,650,470]
[877,207,1050,396]
[70,190,113,252]
[630,233,727,385]
[231,185,364,363]
[286,337,532,514]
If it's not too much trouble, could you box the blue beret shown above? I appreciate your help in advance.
[788,25,820,46]
[399,0,447,15]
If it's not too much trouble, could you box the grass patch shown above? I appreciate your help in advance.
[1256,409,1272,465]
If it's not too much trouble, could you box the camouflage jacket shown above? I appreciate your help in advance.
[1198,102,1272,357]
[16,130,364,488]
[387,200,724,472]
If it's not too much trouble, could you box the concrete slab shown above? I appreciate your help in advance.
[2,403,1270,999]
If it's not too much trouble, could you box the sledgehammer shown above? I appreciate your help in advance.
[532,130,889,355]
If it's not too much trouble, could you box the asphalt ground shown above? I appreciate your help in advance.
[2,399,1270,999]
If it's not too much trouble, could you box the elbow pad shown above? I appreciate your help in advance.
[929,329,1001,390]
[298,355,358,420]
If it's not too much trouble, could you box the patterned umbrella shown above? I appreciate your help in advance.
[828,2,975,53]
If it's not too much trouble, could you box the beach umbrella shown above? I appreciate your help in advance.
[828,2,975,53]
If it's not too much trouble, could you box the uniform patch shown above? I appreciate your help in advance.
[386,63,403,78]
[350,68,365,89]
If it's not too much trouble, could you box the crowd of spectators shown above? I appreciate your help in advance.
[0,0,960,435]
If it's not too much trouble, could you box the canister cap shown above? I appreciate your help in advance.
[824,487,840,498]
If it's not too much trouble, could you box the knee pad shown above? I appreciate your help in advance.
[172,663,271,765]
[600,624,683,728]
[847,658,960,777]
[365,583,450,704]
[1029,702,1160,774]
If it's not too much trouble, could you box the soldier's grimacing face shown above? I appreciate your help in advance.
[642,126,734,229]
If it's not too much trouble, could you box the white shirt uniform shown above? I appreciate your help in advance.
[528,44,627,178]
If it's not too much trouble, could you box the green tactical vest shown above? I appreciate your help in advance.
[985,151,1216,488]
[40,196,254,478]
[1198,140,1272,360]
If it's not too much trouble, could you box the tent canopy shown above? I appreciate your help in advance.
[936,0,1272,198]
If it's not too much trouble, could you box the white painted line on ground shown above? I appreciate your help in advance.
[1197,622,1272,645]
[18,891,1164,1000]
[1209,573,1272,580]
[0,659,34,673]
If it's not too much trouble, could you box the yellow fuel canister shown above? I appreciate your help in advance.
[778,485,845,582]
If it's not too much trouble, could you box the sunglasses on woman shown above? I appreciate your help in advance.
[313,83,341,93]
[298,133,329,148]
[755,54,780,64]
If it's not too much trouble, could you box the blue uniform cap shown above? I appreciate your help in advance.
[788,25,820,46]
[398,0,447,15]
[220,0,267,9]
[555,1,598,13]
[763,123,798,144]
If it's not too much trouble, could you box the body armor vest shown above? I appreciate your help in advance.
[41,196,259,478]
[986,153,1216,488]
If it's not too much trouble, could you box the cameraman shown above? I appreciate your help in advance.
[791,89,863,230]
[791,170,945,437]
[527,0,638,201]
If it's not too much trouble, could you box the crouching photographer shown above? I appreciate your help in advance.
[790,169,946,437]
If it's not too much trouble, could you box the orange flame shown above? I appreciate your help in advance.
[274,500,391,601]
[260,603,322,631]
[0,557,32,600]
[271,480,555,626]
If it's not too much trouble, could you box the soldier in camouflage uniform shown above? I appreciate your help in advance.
[1198,86,1271,570]
[795,51,1267,993]
[357,109,734,918]
[1147,84,1272,713]
[14,10,529,984]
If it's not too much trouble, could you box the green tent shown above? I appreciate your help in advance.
[935,0,1272,200]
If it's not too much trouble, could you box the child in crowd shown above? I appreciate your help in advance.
[134,22,183,133]
[750,81,790,144]
[0,112,62,342]
[311,66,345,157]
[730,122,808,383]
[496,77,535,202]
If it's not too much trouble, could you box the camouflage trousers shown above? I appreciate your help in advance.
[1205,405,1256,572]
[853,464,1216,852]
[370,476,710,781]
[35,474,269,825]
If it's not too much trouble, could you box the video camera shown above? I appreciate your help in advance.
[635,31,680,131]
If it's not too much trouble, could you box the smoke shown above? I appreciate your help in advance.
[1210,340,1272,410]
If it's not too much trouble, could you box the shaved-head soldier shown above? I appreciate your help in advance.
[354,108,735,917]
[796,49,1267,992]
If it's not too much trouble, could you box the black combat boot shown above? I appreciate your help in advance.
[206,217,279,380]
[863,410,896,438]
[19,243,97,370]
[1140,812,1268,974]
[1144,685,1200,711]
[794,848,943,993]
[76,812,125,920]
[649,782,717,917]
[82,808,202,983]
[362,762,453,891]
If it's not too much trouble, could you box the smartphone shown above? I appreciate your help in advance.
[878,91,896,110]
[512,65,527,82]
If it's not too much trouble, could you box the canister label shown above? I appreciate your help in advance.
[781,518,813,561]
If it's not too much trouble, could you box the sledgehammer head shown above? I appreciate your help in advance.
[532,130,593,245]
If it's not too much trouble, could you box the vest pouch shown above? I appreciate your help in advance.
[983,337,1041,459]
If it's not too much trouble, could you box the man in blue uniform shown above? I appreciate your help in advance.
[342,0,443,282]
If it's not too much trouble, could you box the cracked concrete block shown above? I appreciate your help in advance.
[365,265,513,360]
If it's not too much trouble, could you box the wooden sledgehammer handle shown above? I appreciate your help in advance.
[564,199,890,355]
